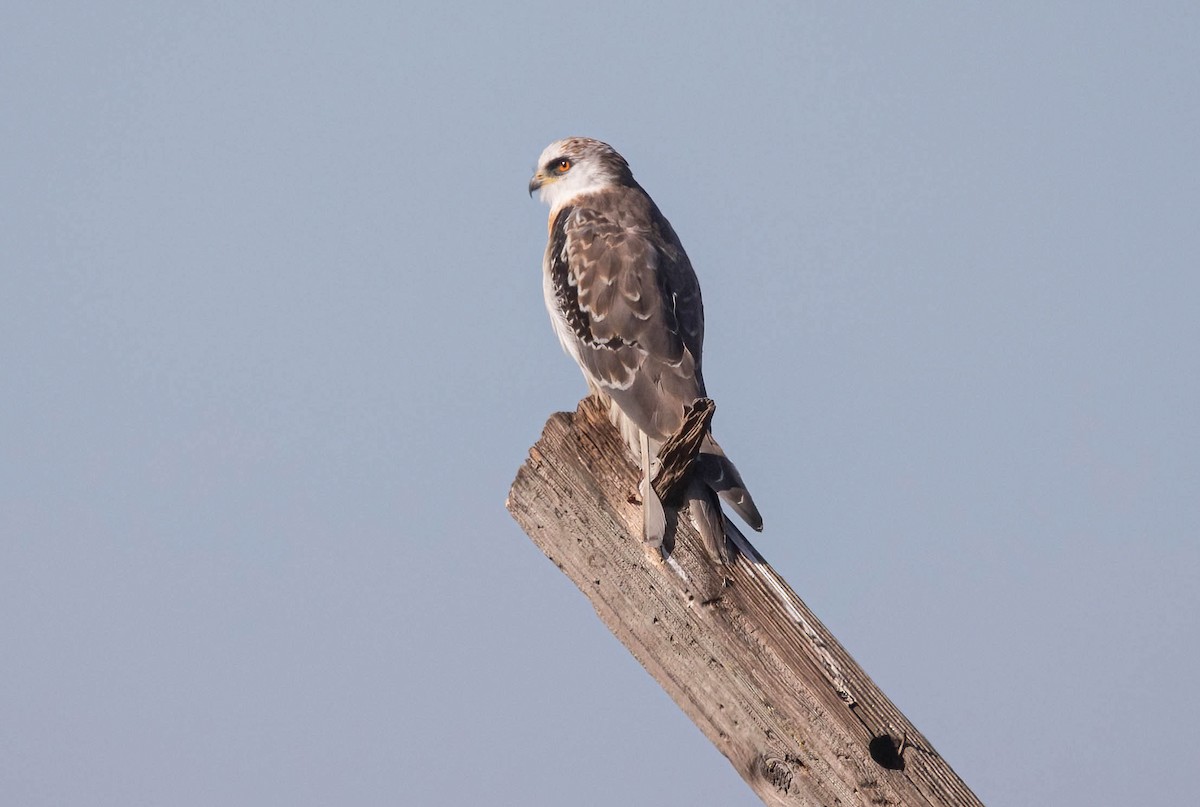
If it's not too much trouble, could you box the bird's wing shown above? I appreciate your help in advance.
[645,205,705,382]
[548,197,704,440]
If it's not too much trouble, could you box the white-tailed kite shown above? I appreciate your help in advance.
[529,137,762,561]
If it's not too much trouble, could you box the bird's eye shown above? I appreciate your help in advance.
[554,158,571,173]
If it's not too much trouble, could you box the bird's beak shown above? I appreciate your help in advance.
[528,171,548,197]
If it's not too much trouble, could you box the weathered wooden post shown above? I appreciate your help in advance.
[506,397,983,806]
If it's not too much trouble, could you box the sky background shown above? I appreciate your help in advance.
[3,3,1198,805]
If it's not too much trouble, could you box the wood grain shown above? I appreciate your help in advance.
[651,396,715,503]
[506,398,983,806]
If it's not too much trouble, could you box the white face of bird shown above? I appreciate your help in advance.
[528,137,632,211]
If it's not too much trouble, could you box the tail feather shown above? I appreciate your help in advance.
[640,476,667,548]
[687,479,731,563]
[696,435,763,532]
[639,430,666,548]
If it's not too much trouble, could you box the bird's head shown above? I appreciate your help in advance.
[528,137,635,209]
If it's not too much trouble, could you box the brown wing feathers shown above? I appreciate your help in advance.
[550,192,703,440]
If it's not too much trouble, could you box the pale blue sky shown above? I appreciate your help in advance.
[2,3,1198,805]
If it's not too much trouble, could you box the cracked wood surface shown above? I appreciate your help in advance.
[506,398,983,807]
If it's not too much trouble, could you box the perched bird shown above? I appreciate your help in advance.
[529,137,762,561]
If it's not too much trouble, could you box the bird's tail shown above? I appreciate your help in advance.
[686,434,762,563]
[696,434,762,531]
[687,479,729,562]
[601,394,761,562]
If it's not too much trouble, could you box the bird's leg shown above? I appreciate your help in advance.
[639,430,666,550]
